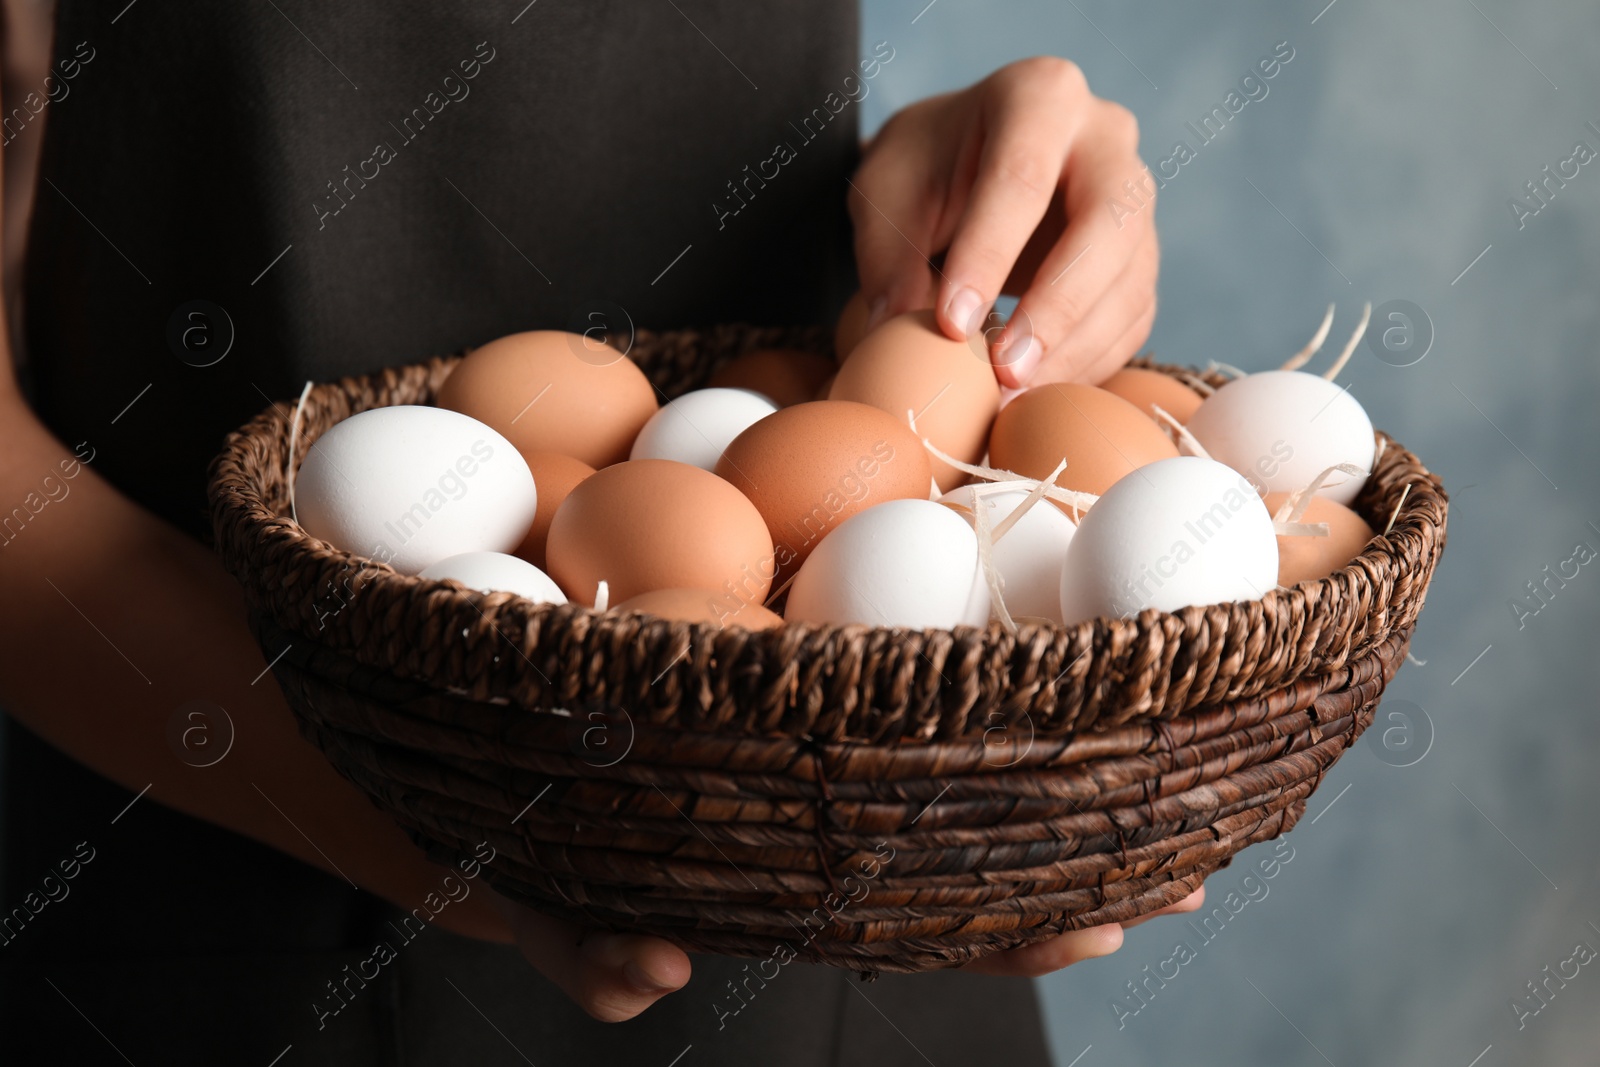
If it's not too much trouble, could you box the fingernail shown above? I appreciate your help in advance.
[623,960,677,994]
[998,335,1041,384]
[945,287,985,337]
[864,295,889,333]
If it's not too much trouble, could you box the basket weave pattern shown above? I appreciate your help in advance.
[209,326,1447,972]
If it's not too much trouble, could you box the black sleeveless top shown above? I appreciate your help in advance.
[2,3,1050,1063]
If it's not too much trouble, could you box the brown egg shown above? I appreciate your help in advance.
[512,451,595,569]
[546,460,774,607]
[614,587,784,630]
[1098,367,1205,424]
[833,280,939,361]
[829,310,999,492]
[834,291,871,361]
[436,330,659,469]
[707,348,835,408]
[988,384,1179,497]
[1265,492,1376,586]
[716,401,933,581]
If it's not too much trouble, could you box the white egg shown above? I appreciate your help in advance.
[785,499,991,629]
[294,405,537,575]
[1058,456,1278,624]
[1185,370,1375,505]
[629,388,779,471]
[940,482,1076,624]
[419,551,567,604]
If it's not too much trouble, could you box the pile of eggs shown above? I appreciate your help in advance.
[293,303,1383,632]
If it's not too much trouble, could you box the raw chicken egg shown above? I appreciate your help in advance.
[830,309,1000,492]
[419,551,567,604]
[1264,491,1376,586]
[988,384,1179,498]
[614,587,783,630]
[1098,367,1204,424]
[513,451,595,569]
[785,499,991,629]
[941,482,1077,624]
[294,406,537,575]
[630,388,778,471]
[715,401,933,581]
[436,330,659,469]
[1186,370,1375,506]
[834,279,938,361]
[1058,456,1278,624]
[708,349,836,407]
[546,459,774,607]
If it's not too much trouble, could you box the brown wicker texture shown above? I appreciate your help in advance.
[208,326,1448,973]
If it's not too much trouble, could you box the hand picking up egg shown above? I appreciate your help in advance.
[293,304,1391,632]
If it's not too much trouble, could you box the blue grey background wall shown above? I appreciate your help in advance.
[858,1,1600,1064]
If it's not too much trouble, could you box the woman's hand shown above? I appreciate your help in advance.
[491,891,692,1023]
[491,884,1206,1019]
[848,56,1158,389]
[962,886,1206,977]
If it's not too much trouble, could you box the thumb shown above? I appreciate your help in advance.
[492,893,691,1023]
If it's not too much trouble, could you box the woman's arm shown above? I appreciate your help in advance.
[0,381,518,945]
[0,43,699,1017]
[0,61,510,948]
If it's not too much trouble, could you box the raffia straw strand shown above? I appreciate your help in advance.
[1280,303,1335,372]
[286,380,313,523]
[1322,302,1373,382]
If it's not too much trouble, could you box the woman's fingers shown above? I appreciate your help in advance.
[575,931,694,1022]
[493,894,691,1023]
[962,923,1125,978]
[1120,885,1207,931]
[847,116,946,333]
[1077,301,1158,388]
[997,98,1153,387]
[1025,229,1159,385]
[959,884,1207,978]
[935,58,1084,343]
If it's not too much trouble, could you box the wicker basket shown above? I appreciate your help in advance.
[208,325,1447,974]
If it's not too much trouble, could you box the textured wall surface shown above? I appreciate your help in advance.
[859,1,1600,1063]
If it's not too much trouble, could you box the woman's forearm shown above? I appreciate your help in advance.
[0,390,512,944]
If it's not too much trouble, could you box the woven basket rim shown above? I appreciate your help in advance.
[208,333,1448,742]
